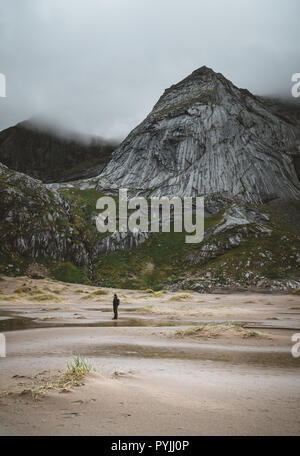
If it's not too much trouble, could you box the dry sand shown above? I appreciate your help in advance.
[0,275,300,435]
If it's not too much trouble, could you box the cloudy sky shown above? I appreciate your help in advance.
[0,0,299,139]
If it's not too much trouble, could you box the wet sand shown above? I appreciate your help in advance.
[0,276,300,435]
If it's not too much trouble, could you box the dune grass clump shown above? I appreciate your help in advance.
[136,304,204,317]
[28,294,65,302]
[136,290,166,299]
[81,289,108,299]
[40,356,95,390]
[136,305,154,313]
[168,293,194,301]
[0,295,16,301]
[14,286,32,294]
[42,286,64,295]
[14,286,40,295]
[14,286,47,296]
[92,289,108,296]
[175,325,205,337]
[12,282,62,299]
[245,330,260,338]
[153,290,166,297]
[175,323,260,339]
[63,356,93,381]
[21,356,95,399]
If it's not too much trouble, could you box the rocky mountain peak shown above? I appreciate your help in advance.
[96,67,300,203]
[166,65,220,90]
[150,66,231,116]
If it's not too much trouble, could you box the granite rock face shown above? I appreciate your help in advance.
[208,204,271,236]
[93,230,151,255]
[96,66,300,203]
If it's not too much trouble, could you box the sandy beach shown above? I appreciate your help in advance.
[0,275,299,435]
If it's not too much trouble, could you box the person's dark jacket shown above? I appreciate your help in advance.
[113,296,120,307]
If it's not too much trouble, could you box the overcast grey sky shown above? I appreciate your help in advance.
[0,0,299,139]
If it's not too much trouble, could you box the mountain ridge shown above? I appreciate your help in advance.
[0,119,117,183]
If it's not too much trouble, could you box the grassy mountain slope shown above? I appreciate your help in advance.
[1,175,299,292]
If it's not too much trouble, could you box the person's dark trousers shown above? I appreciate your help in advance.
[113,305,118,319]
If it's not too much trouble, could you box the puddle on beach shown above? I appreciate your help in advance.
[0,312,200,332]
[1,308,299,334]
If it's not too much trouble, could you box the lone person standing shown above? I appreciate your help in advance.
[113,293,120,320]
